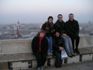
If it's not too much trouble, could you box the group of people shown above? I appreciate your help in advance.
[32,13,80,70]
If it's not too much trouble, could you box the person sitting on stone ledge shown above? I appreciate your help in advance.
[32,31,48,70]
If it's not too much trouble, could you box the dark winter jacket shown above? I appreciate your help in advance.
[53,36,64,54]
[65,20,79,38]
[41,22,54,36]
[32,36,48,55]
[54,20,66,34]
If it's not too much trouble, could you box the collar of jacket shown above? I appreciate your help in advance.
[56,20,64,23]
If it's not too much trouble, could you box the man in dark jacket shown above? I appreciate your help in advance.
[54,14,74,57]
[54,14,68,63]
[53,31,64,68]
[32,31,48,70]
[54,14,66,34]
[65,13,80,54]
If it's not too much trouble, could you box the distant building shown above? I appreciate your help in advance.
[16,21,21,38]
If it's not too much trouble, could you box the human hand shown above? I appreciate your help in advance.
[63,33,67,36]
[59,47,64,51]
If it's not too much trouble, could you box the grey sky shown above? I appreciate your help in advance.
[0,0,93,24]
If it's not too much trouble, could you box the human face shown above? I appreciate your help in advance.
[39,32,45,37]
[48,18,53,23]
[69,14,74,21]
[55,32,60,37]
[58,15,63,22]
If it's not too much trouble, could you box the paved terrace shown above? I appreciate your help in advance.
[46,61,93,70]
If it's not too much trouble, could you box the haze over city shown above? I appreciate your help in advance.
[0,0,93,24]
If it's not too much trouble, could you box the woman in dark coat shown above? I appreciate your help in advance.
[41,16,54,37]
[41,16,54,66]
[32,31,48,70]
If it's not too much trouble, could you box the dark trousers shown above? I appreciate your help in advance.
[54,52,62,67]
[35,53,47,68]
[70,36,80,51]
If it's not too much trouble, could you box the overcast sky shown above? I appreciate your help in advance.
[0,0,93,24]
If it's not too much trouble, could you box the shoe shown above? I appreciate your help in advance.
[68,54,74,57]
[71,53,75,56]
[75,49,80,54]
[47,62,51,67]
[55,63,62,68]
[64,58,67,64]
[69,55,73,58]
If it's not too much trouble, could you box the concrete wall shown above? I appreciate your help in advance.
[0,35,93,70]
[79,35,93,47]
[0,35,93,54]
[0,39,32,54]
[0,63,8,70]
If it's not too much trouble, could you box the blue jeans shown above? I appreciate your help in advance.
[62,35,74,56]
[46,36,53,55]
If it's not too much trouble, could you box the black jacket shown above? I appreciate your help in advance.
[54,20,66,34]
[65,20,79,38]
[32,36,48,55]
[41,22,54,36]
[53,36,64,54]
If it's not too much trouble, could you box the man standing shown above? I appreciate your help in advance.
[65,13,80,54]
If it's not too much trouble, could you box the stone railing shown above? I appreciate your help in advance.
[0,35,93,55]
[0,35,93,70]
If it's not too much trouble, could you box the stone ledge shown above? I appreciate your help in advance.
[0,47,93,63]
